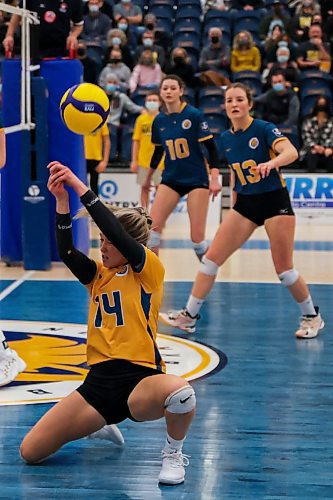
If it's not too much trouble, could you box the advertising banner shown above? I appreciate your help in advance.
[98,172,222,226]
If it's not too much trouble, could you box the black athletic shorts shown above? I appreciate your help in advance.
[76,359,162,424]
[233,187,294,226]
[161,181,209,198]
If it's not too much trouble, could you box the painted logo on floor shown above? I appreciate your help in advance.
[0,321,227,406]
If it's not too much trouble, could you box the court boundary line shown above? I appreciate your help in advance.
[0,271,35,301]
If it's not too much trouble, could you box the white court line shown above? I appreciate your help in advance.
[0,271,35,301]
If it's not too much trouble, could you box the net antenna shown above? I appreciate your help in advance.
[0,1,39,133]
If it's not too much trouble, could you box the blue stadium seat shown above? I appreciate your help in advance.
[174,17,202,34]
[183,87,196,106]
[131,85,160,106]
[204,113,229,136]
[149,4,174,18]
[173,31,201,50]
[233,71,263,96]
[199,86,225,98]
[180,0,202,5]
[299,70,332,95]
[155,16,173,33]
[199,94,224,114]
[277,124,300,149]
[176,4,202,18]
[120,126,134,162]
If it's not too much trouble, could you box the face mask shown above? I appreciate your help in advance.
[111,37,121,45]
[273,82,285,92]
[173,56,184,64]
[277,55,289,63]
[88,4,99,13]
[106,84,119,93]
[238,39,249,47]
[118,23,128,31]
[122,0,131,3]
[146,23,154,30]
[211,36,220,44]
[143,38,153,47]
[145,101,159,111]
[110,58,121,64]
[315,104,329,112]
[77,48,86,57]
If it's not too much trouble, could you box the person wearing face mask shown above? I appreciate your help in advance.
[287,0,319,43]
[135,30,165,70]
[198,27,231,73]
[129,49,163,94]
[259,0,289,41]
[77,41,100,84]
[106,28,134,69]
[81,0,111,53]
[131,92,164,207]
[116,15,138,54]
[113,0,143,26]
[105,74,144,128]
[300,96,333,172]
[165,48,197,89]
[254,70,300,126]
[98,48,131,92]
[263,45,299,89]
[231,31,261,73]
[143,13,171,53]
[296,23,331,72]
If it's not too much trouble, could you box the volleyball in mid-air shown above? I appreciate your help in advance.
[60,83,110,135]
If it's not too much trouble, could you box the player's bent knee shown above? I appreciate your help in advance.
[148,229,161,249]
[164,385,196,414]
[199,255,219,276]
[278,269,299,287]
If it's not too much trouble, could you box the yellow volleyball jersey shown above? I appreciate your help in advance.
[132,113,164,170]
[84,123,109,161]
[85,247,166,372]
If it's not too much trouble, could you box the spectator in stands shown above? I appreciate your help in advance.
[203,0,229,12]
[84,122,110,196]
[77,40,100,84]
[230,31,261,73]
[262,44,299,88]
[287,0,316,43]
[115,15,138,54]
[3,0,83,59]
[142,13,171,54]
[129,49,163,94]
[263,24,285,55]
[106,28,134,69]
[264,31,298,65]
[98,47,131,92]
[199,27,230,73]
[231,0,264,10]
[81,0,111,48]
[83,0,113,20]
[322,0,333,44]
[259,0,289,41]
[134,30,165,69]
[294,0,320,15]
[104,73,143,127]
[300,96,333,172]
[165,48,198,89]
[113,0,142,26]
[296,23,331,72]
[254,70,300,125]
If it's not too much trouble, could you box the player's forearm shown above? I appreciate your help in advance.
[273,144,299,168]
[6,15,20,37]
[132,140,139,163]
[102,137,110,164]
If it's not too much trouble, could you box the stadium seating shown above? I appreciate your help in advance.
[233,71,263,96]
[149,4,174,18]
[174,17,202,34]
[176,4,202,18]
[120,125,134,161]
[277,124,300,149]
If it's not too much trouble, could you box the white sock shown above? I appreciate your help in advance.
[298,296,316,316]
[164,433,185,453]
[186,295,204,317]
[192,240,209,258]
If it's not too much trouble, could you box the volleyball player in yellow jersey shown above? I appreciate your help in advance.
[20,162,196,486]
[0,126,27,386]
[84,122,110,196]
[131,91,164,207]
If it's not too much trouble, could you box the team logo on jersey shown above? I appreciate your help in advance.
[182,119,192,130]
[249,137,259,149]
[272,128,282,137]
[44,10,56,23]
[0,321,227,406]
[200,121,209,131]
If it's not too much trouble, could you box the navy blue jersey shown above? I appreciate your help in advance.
[151,103,213,186]
[220,119,288,195]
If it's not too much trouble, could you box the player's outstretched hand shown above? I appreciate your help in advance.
[47,162,88,197]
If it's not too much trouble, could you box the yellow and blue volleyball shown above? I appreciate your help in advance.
[60,83,110,135]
